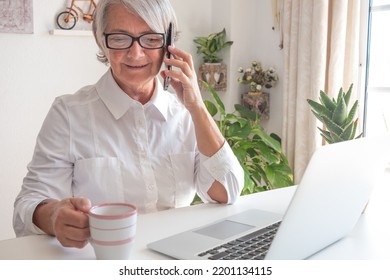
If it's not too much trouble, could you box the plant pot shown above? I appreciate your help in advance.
[198,63,227,92]
[241,92,270,120]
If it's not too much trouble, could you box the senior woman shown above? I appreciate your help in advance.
[13,0,244,249]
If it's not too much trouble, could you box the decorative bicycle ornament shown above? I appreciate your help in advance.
[56,0,97,30]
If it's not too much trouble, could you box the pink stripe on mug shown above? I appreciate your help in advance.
[91,236,135,247]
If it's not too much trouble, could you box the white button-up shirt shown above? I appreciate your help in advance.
[13,70,244,236]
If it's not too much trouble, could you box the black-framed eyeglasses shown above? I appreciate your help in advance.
[104,32,166,50]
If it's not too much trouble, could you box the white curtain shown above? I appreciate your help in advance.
[281,0,362,183]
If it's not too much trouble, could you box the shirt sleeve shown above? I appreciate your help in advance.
[196,141,244,204]
[13,97,74,236]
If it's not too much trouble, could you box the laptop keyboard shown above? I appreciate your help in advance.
[197,221,281,260]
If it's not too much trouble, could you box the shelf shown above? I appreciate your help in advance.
[49,29,93,37]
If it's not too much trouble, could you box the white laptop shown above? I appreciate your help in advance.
[147,135,390,260]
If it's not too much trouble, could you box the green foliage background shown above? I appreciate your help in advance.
[201,82,293,197]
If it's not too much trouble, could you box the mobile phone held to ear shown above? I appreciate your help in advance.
[164,22,174,91]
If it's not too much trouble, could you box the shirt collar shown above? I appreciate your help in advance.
[145,78,169,121]
[96,70,132,120]
[96,70,169,121]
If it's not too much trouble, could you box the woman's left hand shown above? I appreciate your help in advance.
[161,46,204,113]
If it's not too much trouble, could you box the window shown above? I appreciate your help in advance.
[364,0,390,135]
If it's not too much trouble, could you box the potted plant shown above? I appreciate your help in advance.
[193,28,233,91]
[238,61,279,119]
[307,83,362,143]
[203,81,293,196]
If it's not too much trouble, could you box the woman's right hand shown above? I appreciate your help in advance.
[33,197,91,248]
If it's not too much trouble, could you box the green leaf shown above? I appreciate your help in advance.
[321,115,343,135]
[256,129,282,153]
[307,99,332,119]
[216,28,227,39]
[234,104,258,121]
[256,141,279,164]
[332,96,347,126]
[344,83,353,106]
[318,127,334,143]
[202,81,225,115]
[204,100,217,117]
[345,100,358,126]
[336,87,343,103]
[340,121,354,140]
[270,133,281,144]
[319,90,336,111]
[193,37,208,46]
[310,110,324,123]
[208,39,217,53]
[321,133,334,144]
[330,132,344,143]
[223,41,234,48]
[265,163,294,188]
[351,119,359,139]
[241,168,256,195]
[226,122,251,138]
[207,33,217,42]
[235,141,257,154]
[232,145,250,163]
[225,113,246,126]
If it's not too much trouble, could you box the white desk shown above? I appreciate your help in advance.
[1,169,389,260]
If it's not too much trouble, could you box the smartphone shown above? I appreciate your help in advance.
[164,22,174,91]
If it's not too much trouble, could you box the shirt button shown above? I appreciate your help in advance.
[148,184,154,190]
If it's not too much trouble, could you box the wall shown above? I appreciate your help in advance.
[195,0,283,135]
[0,0,282,240]
[226,0,284,135]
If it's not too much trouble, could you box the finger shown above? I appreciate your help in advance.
[164,57,194,82]
[54,211,90,248]
[58,234,90,249]
[54,200,90,229]
[164,47,197,81]
[63,224,90,241]
[164,70,192,92]
[69,197,92,213]
[54,223,90,248]
[168,57,193,76]
[168,46,194,69]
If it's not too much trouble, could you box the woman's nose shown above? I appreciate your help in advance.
[127,41,145,58]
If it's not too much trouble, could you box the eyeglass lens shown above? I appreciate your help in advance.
[106,33,165,50]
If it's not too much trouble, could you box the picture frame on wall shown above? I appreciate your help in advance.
[0,0,33,34]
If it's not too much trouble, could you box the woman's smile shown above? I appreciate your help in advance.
[125,63,149,70]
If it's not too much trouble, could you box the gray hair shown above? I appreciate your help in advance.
[92,0,178,64]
